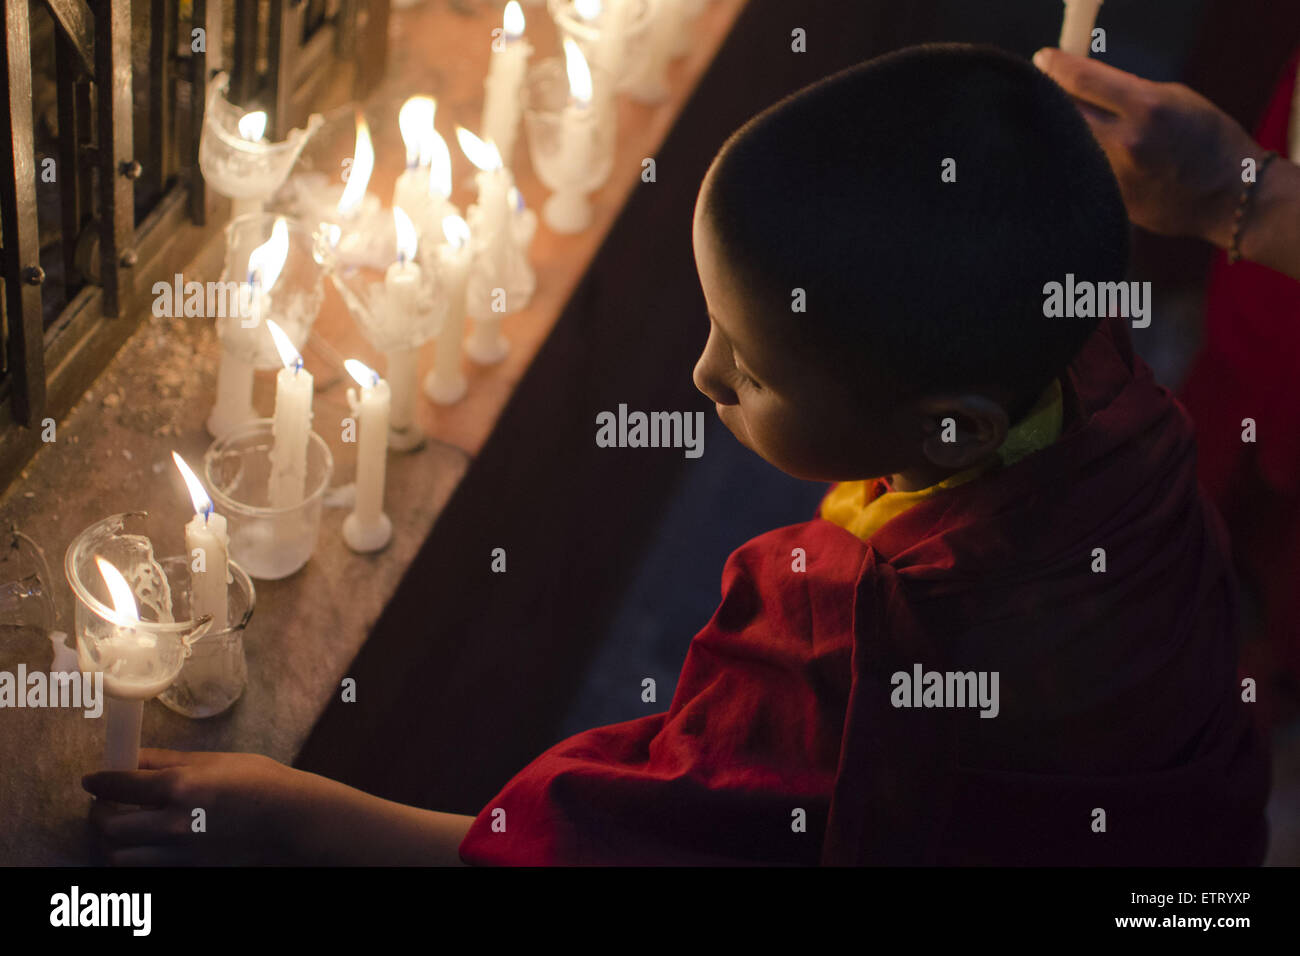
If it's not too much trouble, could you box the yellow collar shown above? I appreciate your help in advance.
[821,379,1063,542]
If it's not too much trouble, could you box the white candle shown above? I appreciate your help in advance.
[342,359,393,553]
[1059,0,1103,57]
[481,2,532,169]
[207,218,289,439]
[231,109,270,219]
[385,207,422,445]
[457,127,513,277]
[425,215,472,405]
[543,39,600,233]
[266,319,314,510]
[392,96,438,226]
[602,0,633,91]
[385,207,422,319]
[337,113,376,223]
[626,0,679,103]
[237,110,268,143]
[173,451,230,634]
[92,558,147,771]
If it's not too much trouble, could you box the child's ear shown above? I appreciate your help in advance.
[911,394,1010,471]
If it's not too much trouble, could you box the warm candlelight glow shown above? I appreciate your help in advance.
[575,0,601,20]
[246,217,290,292]
[456,126,503,172]
[398,95,438,168]
[442,214,471,249]
[337,114,375,217]
[237,110,268,142]
[393,207,419,264]
[172,451,213,520]
[563,37,594,106]
[95,556,139,625]
[266,318,303,372]
[504,0,525,37]
[428,130,452,199]
[344,358,381,389]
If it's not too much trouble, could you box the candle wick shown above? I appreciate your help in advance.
[293,358,304,376]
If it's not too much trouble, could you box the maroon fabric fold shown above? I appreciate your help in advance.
[460,319,1269,866]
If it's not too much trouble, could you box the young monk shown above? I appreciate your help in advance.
[84,43,1270,866]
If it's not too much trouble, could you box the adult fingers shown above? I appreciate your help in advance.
[1034,47,1150,116]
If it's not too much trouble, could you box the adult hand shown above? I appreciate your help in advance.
[1033,47,1258,249]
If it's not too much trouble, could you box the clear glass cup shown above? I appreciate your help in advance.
[524,58,617,233]
[157,556,256,719]
[198,71,322,204]
[203,420,334,580]
[0,528,58,672]
[548,0,656,97]
[65,513,215,769]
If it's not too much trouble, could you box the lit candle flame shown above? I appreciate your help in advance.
[238,110,268,142]
[428,129,452,199]
[344,358,381,389]
[247,217,290,294]
[563,38,594,107]
[456,127,503,172]
[575,0,602,21]
[509,186,526,213]
[504,0,525,38]
[398,96,437,168]
[266,318,303,373]
[337,114,375,218]
[172,451,213,522]
[393,207,419,265]
[95,556,139,625]
[442,214,471,250]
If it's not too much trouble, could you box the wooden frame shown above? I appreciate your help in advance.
[0,0,390,494]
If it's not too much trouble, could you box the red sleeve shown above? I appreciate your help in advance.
[458,520,868,865]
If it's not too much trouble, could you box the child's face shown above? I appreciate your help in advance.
[691,195,921,483]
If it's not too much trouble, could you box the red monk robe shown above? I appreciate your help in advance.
[1180,49,1300,704]
[460,320,1271,866]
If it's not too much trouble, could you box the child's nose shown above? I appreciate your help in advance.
[693,353,738,406]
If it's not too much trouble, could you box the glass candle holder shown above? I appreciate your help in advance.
[65,513,215,770]
[156,556,256,719]
[548,0,656,99]
[524,58,617,234]
[198,71,323,217]
[207,213,332,439]
[330,267,445,451]
[204,420,335,581]
[0,527,58,672]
